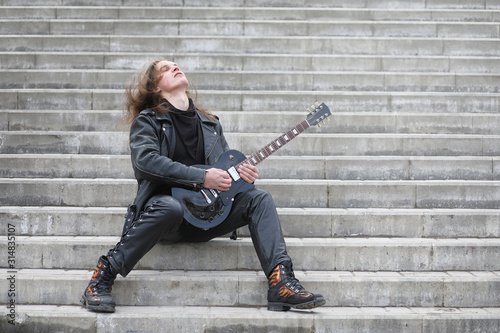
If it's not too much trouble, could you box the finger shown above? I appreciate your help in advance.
[238,166,250,176]
[241,173,254,183]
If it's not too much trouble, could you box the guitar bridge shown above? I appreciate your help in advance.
[182,197,225,222]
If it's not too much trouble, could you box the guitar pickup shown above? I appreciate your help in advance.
[227,166,240,182]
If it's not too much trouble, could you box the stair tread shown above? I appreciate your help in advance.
[2,177,500,183]
[4,88,499,95]
[2,205,500,213]
[6,235,500,244]
[3,304,500,318]
[4,268,500,279]
[0,153,499,159]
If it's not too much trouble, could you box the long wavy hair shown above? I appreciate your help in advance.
[123,58,212,125]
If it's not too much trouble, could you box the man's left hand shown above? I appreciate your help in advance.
[237,163,259,184]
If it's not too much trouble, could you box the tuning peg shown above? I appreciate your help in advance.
[317,123,321,128]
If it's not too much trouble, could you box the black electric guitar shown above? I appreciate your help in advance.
[172,102,332,229]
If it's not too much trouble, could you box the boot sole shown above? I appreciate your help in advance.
[80,294,116,313]
[268,297,326,311]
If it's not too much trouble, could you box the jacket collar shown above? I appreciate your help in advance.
[152,98,217,126]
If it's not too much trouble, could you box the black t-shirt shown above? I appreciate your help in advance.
[169,100,205,166]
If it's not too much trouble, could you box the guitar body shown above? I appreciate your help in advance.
[171,149,255,229]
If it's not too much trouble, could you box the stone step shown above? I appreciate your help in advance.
[2,236,500,271]
[1,206,499,238]
[1,178,499,209]
[2,6,499,22]
[2,35,498,56]
[3,110,500,135]
[2,69,498,93]
[2,52,498,73]
[2,89,498,113]
[2,269,500,308]
[2,19,499,38]
[3,0,500,9]
[1,154,498,180]
[3,305,500,333]
[1,130,498,156]
[217,111,500,135]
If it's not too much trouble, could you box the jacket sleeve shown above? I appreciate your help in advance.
[129,114,206,188]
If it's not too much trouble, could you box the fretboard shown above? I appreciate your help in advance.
[239,119,310,167]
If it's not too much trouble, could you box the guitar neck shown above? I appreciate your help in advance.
[239,119,311,167]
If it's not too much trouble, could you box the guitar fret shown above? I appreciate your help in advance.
[238,105,328,169]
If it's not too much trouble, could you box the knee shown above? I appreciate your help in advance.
[143,195,184,224]
[253,189,274,205]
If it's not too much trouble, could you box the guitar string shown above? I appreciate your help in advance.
[237,119,310,168]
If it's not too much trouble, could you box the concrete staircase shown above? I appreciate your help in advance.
[1,0,500,332]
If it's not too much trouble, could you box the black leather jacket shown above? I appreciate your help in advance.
[124,107,229,226]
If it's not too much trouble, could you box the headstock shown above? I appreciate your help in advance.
[305,102,331,127]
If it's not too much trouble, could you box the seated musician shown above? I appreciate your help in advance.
[81,59,325,313]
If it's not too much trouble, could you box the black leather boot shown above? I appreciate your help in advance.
[267,261,325,311]
[81,255,118,313]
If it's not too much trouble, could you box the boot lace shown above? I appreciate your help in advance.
[94,264,116,293]
[283,262,306,293]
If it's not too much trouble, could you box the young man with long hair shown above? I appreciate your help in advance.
[81,59,325,313]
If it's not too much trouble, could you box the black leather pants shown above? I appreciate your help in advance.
[107,188,290,277]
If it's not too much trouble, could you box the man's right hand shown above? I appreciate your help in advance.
[203,168,232,191]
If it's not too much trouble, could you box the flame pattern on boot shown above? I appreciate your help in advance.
[267,262,325,311]
[81,256,117,313]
